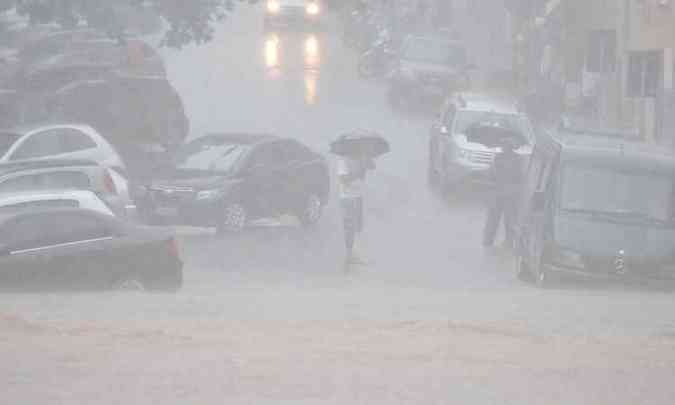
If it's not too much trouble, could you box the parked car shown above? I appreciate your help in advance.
[0,189,115,216]
[0,207,182,291]
[137,133,330,233]
[515,122,675,287]
[265,0,321,29]
[0,159,135,217]
[428,92,534,191]
[387,34,473,110]
[0,123,125,169]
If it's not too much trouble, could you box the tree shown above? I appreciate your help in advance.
[1,0,260,48]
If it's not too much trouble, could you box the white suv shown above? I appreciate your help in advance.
[428,92,534,191]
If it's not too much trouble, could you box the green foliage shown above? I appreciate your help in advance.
[2,0,261,47]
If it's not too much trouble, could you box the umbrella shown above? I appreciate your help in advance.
[330,130,390,158]
[465,120,524,149]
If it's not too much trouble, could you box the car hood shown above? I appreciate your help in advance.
[555,215,675,262]
[455,133,532,155]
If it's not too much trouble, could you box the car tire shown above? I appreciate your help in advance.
[534,262,552,289]
[112,277,146,292]
[298,192,324,227]
[516,254,533,283]
[217,202,248,235]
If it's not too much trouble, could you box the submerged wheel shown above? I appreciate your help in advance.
[217,202,247,234]
[516,254,533,283]
[113,277,145,292]
[298,193,323,226]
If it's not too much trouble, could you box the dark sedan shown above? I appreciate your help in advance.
[138,133,330,233]
[0,208,183,291]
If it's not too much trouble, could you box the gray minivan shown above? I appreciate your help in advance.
[515,122,675,287]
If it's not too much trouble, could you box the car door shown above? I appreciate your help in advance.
[242,142,291,217]
[521,149,554,269]
[2,212,115,290]
[0,218,44,289]
[280,140,316,209]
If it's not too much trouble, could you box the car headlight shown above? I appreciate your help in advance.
[306,2,320,15]
[196,189,223,200]
[553,249,585,269]
[267,0,280,13]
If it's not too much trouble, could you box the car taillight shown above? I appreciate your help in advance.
[168,237,180,259]
[104,169,118,195]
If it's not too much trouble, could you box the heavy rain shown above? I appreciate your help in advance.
[1,1,675,404]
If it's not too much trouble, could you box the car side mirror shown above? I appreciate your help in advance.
[532,191,546,211]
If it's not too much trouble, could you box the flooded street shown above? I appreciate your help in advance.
[2,5,675,404]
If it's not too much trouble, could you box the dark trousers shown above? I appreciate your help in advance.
[342,196,364,253]
[482,190,517,247]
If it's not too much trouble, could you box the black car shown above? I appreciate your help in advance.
[138,133,330,233]
[388,34,473,111]
[0,207,182,291]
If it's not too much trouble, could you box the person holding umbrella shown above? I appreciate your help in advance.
[331,131,390,264]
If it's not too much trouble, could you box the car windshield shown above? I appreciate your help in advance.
[453,111,532,143]
[174,138,250,174]
[560,165,674,222]
[402,38,466,66]
[0,132,20,157]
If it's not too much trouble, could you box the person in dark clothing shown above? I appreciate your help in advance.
[482,138,524,248]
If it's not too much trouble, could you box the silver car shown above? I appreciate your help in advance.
[0,124,134,215]
[428,92,534,190]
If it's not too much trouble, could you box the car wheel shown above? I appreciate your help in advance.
[113,277,146,292]
[516,254,533,283]
[298,193,323,226]
[217,202,248,234]
[535,262,552,288]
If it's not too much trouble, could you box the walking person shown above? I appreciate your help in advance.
[482,138,524,248]
[337,153,374,263]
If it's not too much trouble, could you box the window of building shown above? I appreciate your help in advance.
[628,50,663,98]
[586,30,616,73]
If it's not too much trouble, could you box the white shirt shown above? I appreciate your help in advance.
[337,157,366,199]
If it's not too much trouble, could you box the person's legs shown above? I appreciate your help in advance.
[482,194,504,247]
[503,196,517,249]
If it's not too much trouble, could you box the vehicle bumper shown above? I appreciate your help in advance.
[444,161,493,186]
[140,197,222,227]
[545,263,675,282]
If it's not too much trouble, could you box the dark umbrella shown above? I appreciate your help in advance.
[465,120,524,149]
[330,130,390,158]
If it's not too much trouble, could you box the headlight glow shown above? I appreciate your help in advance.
[267,0,280,13]
[306,2,320,15]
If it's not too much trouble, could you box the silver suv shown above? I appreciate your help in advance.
[428,92,534,190]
